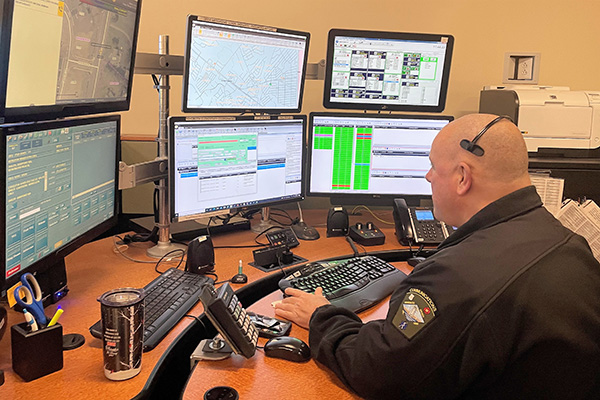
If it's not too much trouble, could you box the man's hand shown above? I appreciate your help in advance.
[274,287,330,329]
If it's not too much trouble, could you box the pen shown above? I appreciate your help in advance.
[47,307,63,327]
[23,310,38,332]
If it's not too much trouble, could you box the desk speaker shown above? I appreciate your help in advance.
[186,235,215,275]
[327,207,349,237]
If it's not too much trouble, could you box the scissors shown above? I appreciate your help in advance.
[14,273,47,326]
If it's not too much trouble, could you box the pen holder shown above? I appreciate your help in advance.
[11,322,63,382]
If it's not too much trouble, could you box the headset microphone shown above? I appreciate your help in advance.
[460,115,513,157]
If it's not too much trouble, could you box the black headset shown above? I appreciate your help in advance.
[459,115,514,157]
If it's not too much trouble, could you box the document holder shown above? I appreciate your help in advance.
[11,322,63,381]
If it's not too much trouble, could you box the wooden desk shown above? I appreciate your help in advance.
[182,210,415,399]
[181,290,398,399]
[0,209,412,399]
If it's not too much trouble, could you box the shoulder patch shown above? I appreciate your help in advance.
[392,288,437,340]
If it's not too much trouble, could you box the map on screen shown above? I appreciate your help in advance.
[6,0,139,108]
[183,18,308,112]
[57,0,138,102]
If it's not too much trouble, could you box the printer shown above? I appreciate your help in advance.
[479,85,600,152]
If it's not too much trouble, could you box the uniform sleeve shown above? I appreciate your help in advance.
[308,301,422,399]
[306,284,495,400]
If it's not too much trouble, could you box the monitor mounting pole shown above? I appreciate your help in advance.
[251,206,276,234]
[145,35,186,258]
[120,35,186,258]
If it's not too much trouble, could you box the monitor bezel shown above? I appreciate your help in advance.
[169,114,307,223]
[0,0,13,123]
[1,114,121,292]
[181,15,311,114]
[307,112,454,207]
[322,28,454,113]
[0,0,143,124]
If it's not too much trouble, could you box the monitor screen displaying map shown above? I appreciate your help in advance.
[182,15,310,114]
[323,29,454,113]
[2,0,142,123]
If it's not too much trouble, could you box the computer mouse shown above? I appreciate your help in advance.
[407,256,426,267]
[292,222,320,241]
[264,336,311,363]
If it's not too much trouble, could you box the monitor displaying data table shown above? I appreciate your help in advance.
[307,112,453,206]
[323,29,454,113]
[169,115,307,222]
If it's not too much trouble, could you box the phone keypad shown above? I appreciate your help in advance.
[200,283,259,358]
[414,221,445,243]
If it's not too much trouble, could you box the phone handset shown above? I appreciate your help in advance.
[392,198,449,245]
[392,198,414,245]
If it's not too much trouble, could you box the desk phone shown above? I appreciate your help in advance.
[199,283,259,358]
[393,198,449,245]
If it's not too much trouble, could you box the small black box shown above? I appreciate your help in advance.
[11,322,63,382]
[253,244,288,268]
[327,206,349,237]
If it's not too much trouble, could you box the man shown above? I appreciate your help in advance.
[275,114,600,399]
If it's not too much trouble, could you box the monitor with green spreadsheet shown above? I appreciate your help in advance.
[307,112,453,206]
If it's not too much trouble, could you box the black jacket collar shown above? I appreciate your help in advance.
[438,185,543,250]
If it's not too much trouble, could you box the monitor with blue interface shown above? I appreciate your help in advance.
[1,115,120,292]
[169,115,306,222]
[323,29,454,113]
[1,0,142,123]
[182,15,310,114]
[307,112,453,206]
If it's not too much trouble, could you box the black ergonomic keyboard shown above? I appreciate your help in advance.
[90,268,213,351]
[278,255,407,313]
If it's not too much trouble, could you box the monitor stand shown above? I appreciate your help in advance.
[251,207,277,234]
[130,215,251,242]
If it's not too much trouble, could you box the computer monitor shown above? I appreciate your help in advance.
[1,115,120,296]
[169,115,306,223]
[182,15,310,114]
[1,0,142,123]
[323,29,454,113]
[307,112,453,206]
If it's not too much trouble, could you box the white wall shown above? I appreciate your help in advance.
[122,0,600,136]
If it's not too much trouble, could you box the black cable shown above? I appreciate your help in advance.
[205,271,219,282]
[414,244,426,257]
[346,236,359,257]
[183,314,207,330]
[355,241,368,256]
[151,74,160,92]
[241,209,261,220]
[154,248,187,274]
[121,226,159,244]
[275,253,290,279]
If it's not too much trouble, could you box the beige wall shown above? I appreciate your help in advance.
[123,0,600,137]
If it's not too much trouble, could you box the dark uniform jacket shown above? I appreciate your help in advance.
[309,186,600,399]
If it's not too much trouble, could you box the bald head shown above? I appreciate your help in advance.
[439,114,530,184]
[426,114,531,227]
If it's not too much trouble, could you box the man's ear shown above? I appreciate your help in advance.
[456,162,472,195]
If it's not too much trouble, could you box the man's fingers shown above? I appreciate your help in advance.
[284,287,309,297]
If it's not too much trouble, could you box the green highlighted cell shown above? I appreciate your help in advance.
[197,134,257,168]
[332,127,353,190]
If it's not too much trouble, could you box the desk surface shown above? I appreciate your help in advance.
[0,209,412,399]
